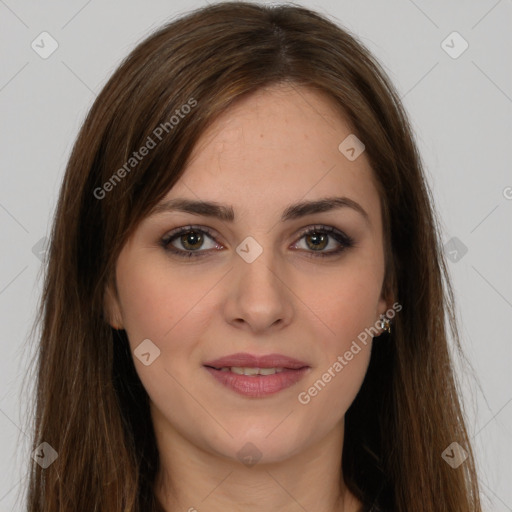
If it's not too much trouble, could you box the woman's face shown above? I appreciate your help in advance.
[106,84,389,465]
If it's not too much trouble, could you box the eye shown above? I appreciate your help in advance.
[160,224,355,259]
[160,225,222,258]
[291,225,355,258]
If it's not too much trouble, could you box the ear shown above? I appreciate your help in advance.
[377,280,392,317]
[103,276,124,330]
[377,294,389,317]
[375,279,396,335]
[377,267,397,318]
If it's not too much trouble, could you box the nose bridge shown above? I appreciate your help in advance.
[227,237,293,331]
[236,239,282,299]
[238,250,279,294]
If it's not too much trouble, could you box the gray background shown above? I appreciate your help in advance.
[0,0,511,510]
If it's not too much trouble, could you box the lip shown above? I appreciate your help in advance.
[203,352,309,369]
[203,352,310,398]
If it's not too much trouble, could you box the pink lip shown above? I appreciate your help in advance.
[203,352,310,398]
[203,352,308,369]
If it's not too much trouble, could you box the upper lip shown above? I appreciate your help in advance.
[203,352,309,370]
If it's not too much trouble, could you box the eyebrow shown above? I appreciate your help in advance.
[149,196,370,225]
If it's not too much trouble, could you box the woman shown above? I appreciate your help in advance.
[23,2,482,511]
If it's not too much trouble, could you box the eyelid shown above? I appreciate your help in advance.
[161,224,221,244]
[291,224,355,256]
[160,224,223,256]
[160,223,355,258]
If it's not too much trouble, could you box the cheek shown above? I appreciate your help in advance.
[114,257,212,410]
[305,259,384,350]
[116,254,214,345]
[297,280,376,423]
[116,261,172,343]
[294,258,382,415]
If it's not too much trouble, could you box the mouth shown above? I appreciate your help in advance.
[203,353,310,398]
[203,352,309,370]
[205,366,290,375]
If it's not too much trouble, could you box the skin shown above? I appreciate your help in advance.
[105,83,391,512]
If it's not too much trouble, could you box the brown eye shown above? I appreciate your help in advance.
[292,225,355,258]
[304,231,329,251]
[179,230,205,251]
[160,225,222,258]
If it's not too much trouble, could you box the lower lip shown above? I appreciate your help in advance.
[204,366,310,398]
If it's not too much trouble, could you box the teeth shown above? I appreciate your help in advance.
[222,367,285,376]
[258,367,282,375]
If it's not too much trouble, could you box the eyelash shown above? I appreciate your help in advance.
[160,224,355,259]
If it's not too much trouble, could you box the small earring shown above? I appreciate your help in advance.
[378,314,392,334]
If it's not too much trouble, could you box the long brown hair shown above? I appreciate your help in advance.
[22,2,482,510]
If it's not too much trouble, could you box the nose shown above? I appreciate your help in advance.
[223,248,294,334]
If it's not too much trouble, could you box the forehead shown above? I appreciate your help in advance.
[164,84,381,227]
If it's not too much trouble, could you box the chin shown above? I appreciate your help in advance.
[209,427,308,467]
